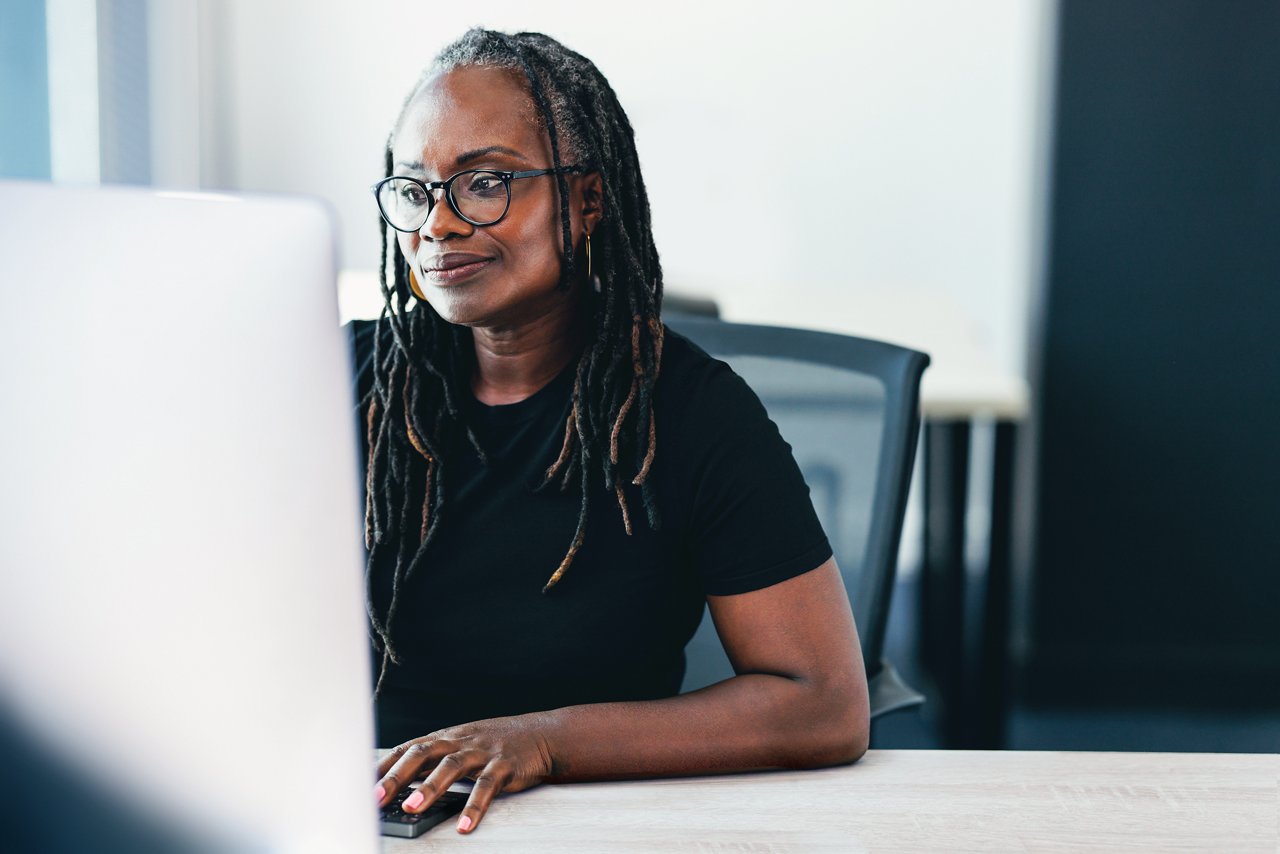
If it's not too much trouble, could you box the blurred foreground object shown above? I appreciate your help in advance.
[0,182,376,853]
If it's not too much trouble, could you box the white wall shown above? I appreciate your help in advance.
[189,0,1051,379]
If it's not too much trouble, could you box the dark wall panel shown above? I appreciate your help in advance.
[1029,0,1280,705]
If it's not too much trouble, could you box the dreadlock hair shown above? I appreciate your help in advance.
[363,29,665,695]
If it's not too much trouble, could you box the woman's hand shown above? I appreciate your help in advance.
[374,715,556,834]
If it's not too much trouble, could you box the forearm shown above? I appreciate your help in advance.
[533,671,869,782]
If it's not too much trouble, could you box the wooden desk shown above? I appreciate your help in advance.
[382,749,1278,852]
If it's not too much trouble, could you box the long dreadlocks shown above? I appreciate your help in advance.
[363,29,665,694]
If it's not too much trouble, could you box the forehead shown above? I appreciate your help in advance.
[393,66,547,173]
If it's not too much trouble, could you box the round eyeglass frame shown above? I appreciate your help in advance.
[371,165,583,232]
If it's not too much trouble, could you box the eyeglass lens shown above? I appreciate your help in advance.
[377,172,509,230]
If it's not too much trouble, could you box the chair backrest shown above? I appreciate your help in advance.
[667,316,929,688]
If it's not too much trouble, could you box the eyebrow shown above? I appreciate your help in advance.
[395,146,531,173]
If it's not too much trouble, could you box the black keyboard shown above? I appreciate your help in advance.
[379,787,468,838]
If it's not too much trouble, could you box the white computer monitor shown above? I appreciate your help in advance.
[0,181,376,854]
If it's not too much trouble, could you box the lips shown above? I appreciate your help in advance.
[419,252,494,285]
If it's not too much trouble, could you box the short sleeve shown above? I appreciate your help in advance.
[345,319,378,505]
[659,344,833,596]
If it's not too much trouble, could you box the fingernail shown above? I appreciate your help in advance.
[457,814,473,832]
[403,791,425,811]
[374,784,385,803]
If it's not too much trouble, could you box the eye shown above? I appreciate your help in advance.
[464,173,506,197]
[397,182,429,206]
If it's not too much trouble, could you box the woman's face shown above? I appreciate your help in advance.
[391,65,600,330]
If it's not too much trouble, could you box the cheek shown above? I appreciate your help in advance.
[396,233,418,263]
[505,214,568,283]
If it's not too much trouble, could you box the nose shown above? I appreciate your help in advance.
[417,190,475,242]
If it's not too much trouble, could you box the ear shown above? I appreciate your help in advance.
[580,171,604,235]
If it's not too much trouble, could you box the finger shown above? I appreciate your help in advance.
[376,740,418,779]
[455,762,513,833]
[376,741,448,807]
[403,751,481,814]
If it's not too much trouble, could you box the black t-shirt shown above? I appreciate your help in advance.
[347,319,831,747]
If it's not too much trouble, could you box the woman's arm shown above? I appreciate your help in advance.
[375,557,868,833]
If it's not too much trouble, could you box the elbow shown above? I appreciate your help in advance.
[821,685,870,767]
[787,673,870,769]
[842,710,871,764]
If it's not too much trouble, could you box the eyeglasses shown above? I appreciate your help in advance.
[371,166,582,232]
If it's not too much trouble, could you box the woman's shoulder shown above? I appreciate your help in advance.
[654,321,833,593]
[653,322,784,476]
[656,322,762,421]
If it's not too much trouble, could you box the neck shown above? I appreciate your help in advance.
[470,299,587,406]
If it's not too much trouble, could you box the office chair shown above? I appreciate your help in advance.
[667,316,929,719]
[662,292,720,318]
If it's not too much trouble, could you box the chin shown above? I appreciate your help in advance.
[421,289,492,328]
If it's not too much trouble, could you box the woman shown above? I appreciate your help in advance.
[357,29,869,834]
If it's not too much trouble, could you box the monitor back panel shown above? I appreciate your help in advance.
[0,182,376,854]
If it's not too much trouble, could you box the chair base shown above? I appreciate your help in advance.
[869,660,925,719]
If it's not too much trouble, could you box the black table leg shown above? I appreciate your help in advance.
[920,419,970,747]
[974,420,1017,749]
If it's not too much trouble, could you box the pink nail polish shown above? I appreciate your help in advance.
[457,814,473,832]
[403,791,425,811]
[374,784,385,803]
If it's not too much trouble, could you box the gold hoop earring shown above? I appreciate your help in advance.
[408,268,426,301]
[585,232,602,293]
